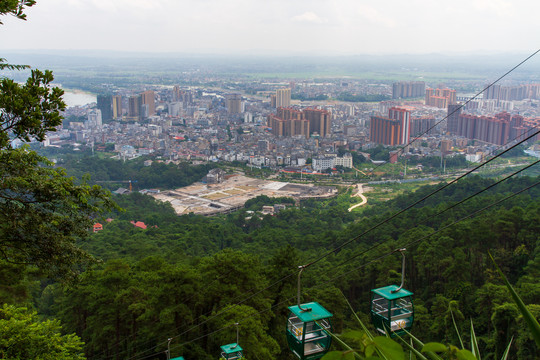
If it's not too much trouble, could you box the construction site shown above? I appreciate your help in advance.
[150,174,337,216]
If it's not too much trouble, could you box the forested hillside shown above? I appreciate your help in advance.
[15,175,538,360]
[52,155,216,190]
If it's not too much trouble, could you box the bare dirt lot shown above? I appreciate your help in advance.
[151,175,337,216]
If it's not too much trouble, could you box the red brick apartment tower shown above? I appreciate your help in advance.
[278,107,309,137]
[268,107,310,138]
[277,107,303,121]
[303,108,332,137]
[456,112,516,145]
[267,114,286,137]
[370,116,402,145]
[388,107,411,144]
[369,107,411,146]
[426,88,456,108]
[140,90,156,116]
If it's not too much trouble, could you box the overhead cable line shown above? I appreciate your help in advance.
[94,266,294,360]
[398,178,540,252]
[305,128,540,268]
[340,159,540,266]
[121,272,296,360]
[90,272,232,360]
[118,129,540,360]
[156,178,540,360]
[361,47,540,179]
[122,130,539,360]
[100,49,540,360]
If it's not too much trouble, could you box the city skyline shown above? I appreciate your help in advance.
[0,0,539,55]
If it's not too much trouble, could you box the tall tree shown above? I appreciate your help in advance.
[0,2,114,280]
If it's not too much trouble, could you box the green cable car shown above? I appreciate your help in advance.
[287,302,333,360]
[220,323,243,360]
[220,343,243,360]
[371,249,414,336]
[286,266,333,360]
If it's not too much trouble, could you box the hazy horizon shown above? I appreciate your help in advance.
[1,0,539,55]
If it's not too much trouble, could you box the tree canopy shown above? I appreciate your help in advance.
[0,0,115,280]
[0,304,85,360]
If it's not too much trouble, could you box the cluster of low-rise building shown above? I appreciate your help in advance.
[34,78,540,174]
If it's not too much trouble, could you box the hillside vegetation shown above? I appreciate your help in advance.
[11,175,537,360]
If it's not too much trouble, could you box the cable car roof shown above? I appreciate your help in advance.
[288,302,333,322]
[220,343,243,354]
[372,285,413,300]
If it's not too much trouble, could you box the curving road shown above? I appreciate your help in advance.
[348,183,368,212]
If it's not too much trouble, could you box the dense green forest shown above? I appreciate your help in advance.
[5,174,538,360]
[49,154,216,190]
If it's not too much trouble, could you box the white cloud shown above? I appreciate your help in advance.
[473,0,513,17]
[0,0,539,54]
[291,11,328,24]
[355,5,396,28]
[89,0,164,13]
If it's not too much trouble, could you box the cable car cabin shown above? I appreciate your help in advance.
[220,343,243,360]
[287,302,333,360]
[371,285,414,336]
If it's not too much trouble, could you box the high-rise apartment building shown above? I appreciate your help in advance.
[304,108,332,137]
[140,91,155,117]
[268,108,309,138]
[369,107,411,146]
[410,116,436,136]
[270,94,277,108]
[226,94,242,114]
[484,84,540,101]
[451,111,540,145]
[87,109,102,128]
[446,104,462,134]
[267,107,331,138]
[276,88,291,108]
[484,84,501,100]
[392,81,425,99]
[388,107,411,144]
[97,95,112,121]
[128,96,141,121]
[441,139,452,154]
[173,85,181,101]
[425,88,457,108]
[173,86,193,105]
[112,95,122,119]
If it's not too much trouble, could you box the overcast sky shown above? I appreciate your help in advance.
[0,0,539,55]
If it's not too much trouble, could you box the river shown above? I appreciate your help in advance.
[61,89,97,108]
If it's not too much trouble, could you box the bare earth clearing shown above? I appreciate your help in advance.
[151,175,337,216]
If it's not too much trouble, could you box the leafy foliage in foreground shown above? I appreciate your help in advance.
[0,304,85,360]
[323,255,540,360]
[0,148,116,279]
[0,69,65,148]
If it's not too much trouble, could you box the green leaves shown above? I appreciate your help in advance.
[421,342,447,353]
[323,350,357,360]
[0,0,36,24]
[0,147,116,280]
[488,251,540,348]
[0,69,65,149]
[0,304,85,360]
[373,336,405,360]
